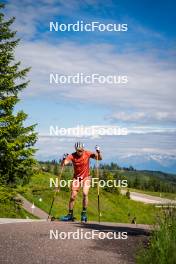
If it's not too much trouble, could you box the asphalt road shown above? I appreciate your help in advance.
[0,220,151,264]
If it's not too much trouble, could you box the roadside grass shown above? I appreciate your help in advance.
[0,202,37,218]
[136,208,176,264]
[0,186,37,219]
[18,172,158,224]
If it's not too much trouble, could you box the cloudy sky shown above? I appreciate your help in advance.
[4,0,176,164]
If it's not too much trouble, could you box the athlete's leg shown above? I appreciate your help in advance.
[69,178,80,210]
[82,177,91,209]
[69,190,78,210]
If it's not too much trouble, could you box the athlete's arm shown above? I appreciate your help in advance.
[93,151,102,160]
[62,159,70,166]
[90,146,102,160]
[61,153,73,166]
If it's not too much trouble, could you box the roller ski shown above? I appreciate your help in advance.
[50,214,76,222]
[60,213,76,222]
[81,210,88,223]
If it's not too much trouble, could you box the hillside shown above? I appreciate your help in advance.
[18,170,159,224]
[96,163,176,194]
[0,186,37,219]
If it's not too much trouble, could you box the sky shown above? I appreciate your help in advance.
[3,0,176,165]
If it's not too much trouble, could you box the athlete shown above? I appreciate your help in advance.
[60,142,102,222]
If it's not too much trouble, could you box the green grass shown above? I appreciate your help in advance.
[18,172,158,224]
[0,202,37,218]
[0,186,37,219]
[136,209,176,264]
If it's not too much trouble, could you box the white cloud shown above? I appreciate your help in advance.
[39,124,176,138]
[3,0,175,165]
[36,131,176,160]
[5,0,176,129]
[5,0,83,39]
[14,40,176,127]
[107,111,176,124]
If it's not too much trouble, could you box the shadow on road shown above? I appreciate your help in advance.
[73,222,150,263]
[74,222,151,236]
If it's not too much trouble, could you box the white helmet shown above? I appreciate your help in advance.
[75,142,84,150]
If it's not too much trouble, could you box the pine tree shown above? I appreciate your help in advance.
[0,4,37,185]
[53,162,58,176]
[46,162,52,173]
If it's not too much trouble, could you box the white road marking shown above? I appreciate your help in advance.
[0,218,46,224]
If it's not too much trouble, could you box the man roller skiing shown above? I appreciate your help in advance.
[60,142,102,222]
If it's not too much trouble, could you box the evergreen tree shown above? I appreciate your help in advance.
[53,162,58,175]
[133,176,140,188]
[46,162,52,173]
[0,4,37,185]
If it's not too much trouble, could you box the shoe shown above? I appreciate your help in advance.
[60,213,75,221]
[81,210,87,222]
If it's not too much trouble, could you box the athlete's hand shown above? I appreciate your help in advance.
[95,145,100,153]
[62,153,69,160]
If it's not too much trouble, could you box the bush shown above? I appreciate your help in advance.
[136,207,176,264]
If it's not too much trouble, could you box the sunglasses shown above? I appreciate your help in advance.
[76,149,84,153]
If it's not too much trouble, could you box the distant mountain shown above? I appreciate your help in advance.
[37,153,176,174]
[113,154,176,174]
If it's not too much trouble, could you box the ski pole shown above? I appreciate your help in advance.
[96,155,101,224]
[47,164,64,220]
